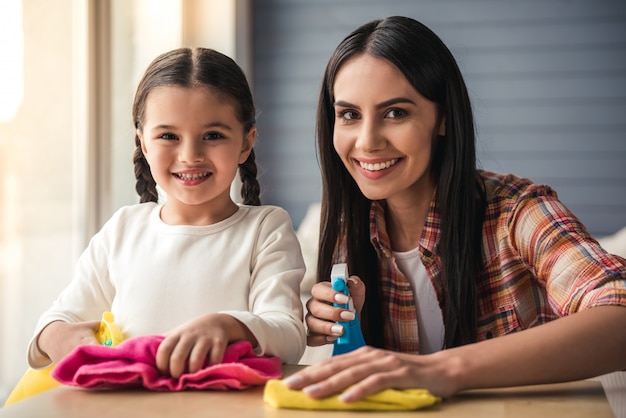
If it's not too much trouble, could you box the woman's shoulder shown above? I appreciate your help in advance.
[479,170,558,203]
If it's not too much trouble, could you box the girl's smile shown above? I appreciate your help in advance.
[137,85,255,225]
[173,170,212,184]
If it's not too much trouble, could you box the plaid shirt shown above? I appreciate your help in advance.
[368,170,626,353]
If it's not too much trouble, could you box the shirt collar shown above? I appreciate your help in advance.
[369,191,441,264]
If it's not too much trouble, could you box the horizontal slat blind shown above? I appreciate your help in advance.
[253,0,626,237]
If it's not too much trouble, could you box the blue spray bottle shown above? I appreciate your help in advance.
[331,263,366,355]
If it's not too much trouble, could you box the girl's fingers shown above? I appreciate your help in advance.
[187,339,211,373]
[167,337,195,378]
[207,342,227,365]
[155,335,178,375]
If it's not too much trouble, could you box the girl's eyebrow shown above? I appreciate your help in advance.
[152,122,234,131]
[334,97,416,109]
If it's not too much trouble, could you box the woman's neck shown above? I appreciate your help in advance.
[385,184,434,252]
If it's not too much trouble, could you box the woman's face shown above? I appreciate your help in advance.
[332,54,445,206]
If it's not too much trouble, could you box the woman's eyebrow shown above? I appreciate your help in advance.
[334,100,357,108]
[333,97,416,109]
[376,97,416,108]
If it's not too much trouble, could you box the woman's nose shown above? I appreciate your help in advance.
[355,118,386,152]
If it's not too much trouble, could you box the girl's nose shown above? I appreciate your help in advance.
[179,140,205,163]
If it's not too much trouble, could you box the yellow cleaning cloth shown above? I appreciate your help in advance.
[263,378,440,411]
[4,312,124,407]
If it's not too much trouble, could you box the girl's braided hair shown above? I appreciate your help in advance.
[132,47,260,206]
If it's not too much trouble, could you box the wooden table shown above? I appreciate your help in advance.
[0,366,622,418]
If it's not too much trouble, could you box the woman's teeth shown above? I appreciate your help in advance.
[359,159,398,171]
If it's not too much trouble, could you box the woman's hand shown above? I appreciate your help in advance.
[283,346,458,401]
[156,313,257,379]
[291,306,626,401]
[38,320,101,364]
[306,275,366,346]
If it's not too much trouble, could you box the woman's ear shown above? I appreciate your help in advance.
[239,127,257,164]
[438,114,446,136]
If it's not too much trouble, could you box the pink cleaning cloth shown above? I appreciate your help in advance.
[51,335,282,391]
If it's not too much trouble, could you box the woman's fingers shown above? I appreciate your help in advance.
[305,312,343,346]
[309,281,335,302]
[347,275,366,314]
[285,347,372,386]
[284,347,423,402]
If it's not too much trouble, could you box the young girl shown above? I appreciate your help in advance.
[285,16,626,401]
[28,47,306,379]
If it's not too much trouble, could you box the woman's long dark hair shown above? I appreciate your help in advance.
[132,47,261,206]
[316,16,486,349]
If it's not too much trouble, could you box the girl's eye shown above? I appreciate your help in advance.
[159,133,178,140]
[337,110,360,121]
[204,132,224,140]
[386,108,407,119]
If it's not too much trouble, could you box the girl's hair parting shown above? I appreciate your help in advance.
[132,47,261,206]
[316,16,486,349]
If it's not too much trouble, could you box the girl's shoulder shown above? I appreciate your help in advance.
[238,204,291,220]
[103,202,159,228]
[236,204,297,231]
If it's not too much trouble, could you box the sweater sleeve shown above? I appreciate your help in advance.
[221,207,306,364]
[27,217,117,368]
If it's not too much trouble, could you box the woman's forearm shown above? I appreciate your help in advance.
[447,305,626,392]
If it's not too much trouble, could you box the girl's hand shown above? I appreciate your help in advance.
[38,320,101,364]
[156,313,256,379]
[283,346,457,401]
[305,275,366,346]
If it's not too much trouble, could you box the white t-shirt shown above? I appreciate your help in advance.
[392,247,444,354]
[28,203,306,367]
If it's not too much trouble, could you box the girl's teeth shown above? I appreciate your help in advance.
[178,172,209,180]
[359,159,398,171]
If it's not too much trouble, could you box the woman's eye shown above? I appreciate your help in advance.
[386,108,407,119]
[338,110,359,120]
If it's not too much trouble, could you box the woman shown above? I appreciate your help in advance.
[284,16,626,401]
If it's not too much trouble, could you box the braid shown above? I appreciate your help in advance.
[133,137,158,203]
[239,148,261,206]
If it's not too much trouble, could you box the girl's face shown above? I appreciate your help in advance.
[332,54,445,207]
[138,85,255,225]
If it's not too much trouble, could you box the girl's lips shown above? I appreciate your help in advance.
[174,171,211,181]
